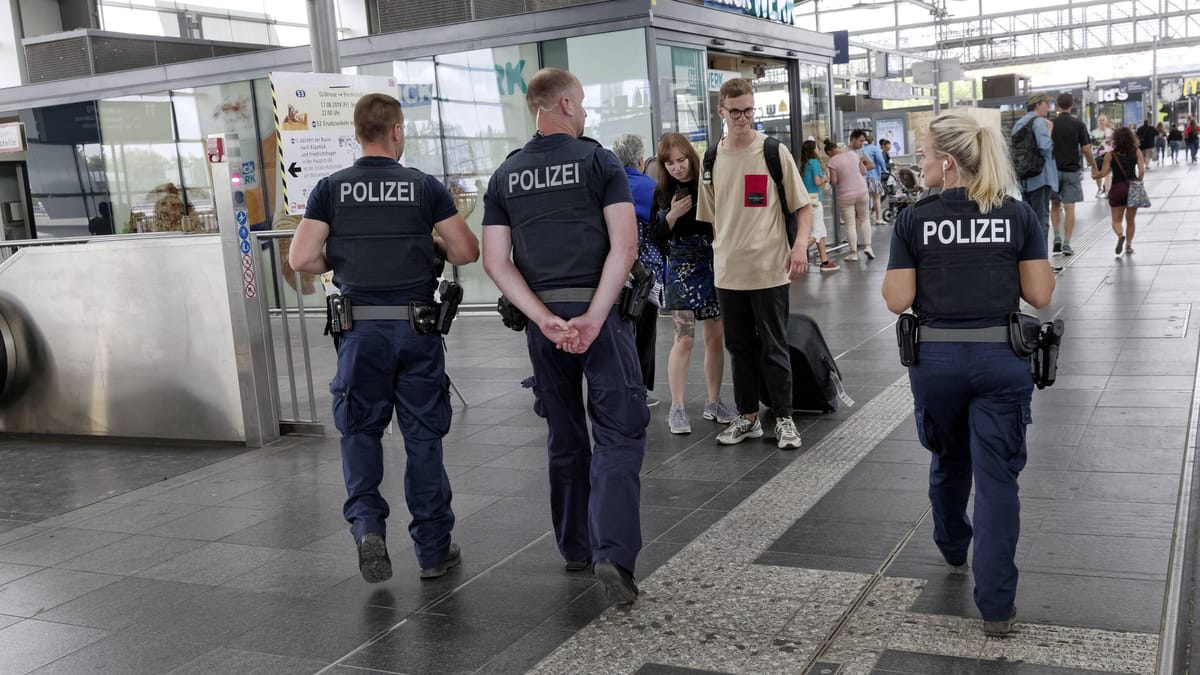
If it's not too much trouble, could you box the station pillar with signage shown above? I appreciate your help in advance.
[208,132,280,447]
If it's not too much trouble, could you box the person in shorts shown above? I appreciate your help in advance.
[1048,93,1096,257]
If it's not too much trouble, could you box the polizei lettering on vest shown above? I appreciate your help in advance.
[922,218,1011,246]
[338,181,417,203]
[507,162,581,194]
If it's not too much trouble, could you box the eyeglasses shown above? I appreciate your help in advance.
[724,107,756,120]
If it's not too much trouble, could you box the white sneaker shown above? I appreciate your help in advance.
[774,417,802,450]
[863,247,875,260]
[716,416,763,445]
[703,399,738,424]
[845,254,859,261]
[668,405,691,434]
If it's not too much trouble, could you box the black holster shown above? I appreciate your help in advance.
[435,280,463,335]
[497,295,527,332]
[896,313,918,366]
[409,302,438,334]
[1008,312,1064,389]
[619,260,654,321]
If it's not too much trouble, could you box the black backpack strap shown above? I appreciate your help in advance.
[764,136,797,246]
[702,143,718,185]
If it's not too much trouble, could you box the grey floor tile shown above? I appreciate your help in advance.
[0,527,130,566]
[640,477,733,509]
[657,509,728,544]
[426,569,596,629]
[838,461,929,493]
[55,535,207,576]
[136,541,286,585]
[0,619,108,675]
[1062,471,1179,504]
[700,481,763,512]
[218,506,349,550]
[71,501,204,535]
[1087,405,1190,427]
[341,613,531,673]
[770,517,914,560]
[165,647,327,675]
[754,550,882,574]
[1097,388,1191,408]
[1067,446,1182,474]
[37,577,207,631]
[864,440,930,465]
[28,628,211,675]
[448,466,546,497]
[222,549,358,595]
[1022,532,1170,580]
[1031,499,1175,539]
[146,477,272,506]
[0,567,122,618]
[227,603,405,661]
[641,505,697,541]
[141,505,274,541]
[872,649,1113,674]
[475,625,576,674]
[803,487,930,524]
[0,561,41,586]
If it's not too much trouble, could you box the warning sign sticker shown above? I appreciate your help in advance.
[270,72,399,215]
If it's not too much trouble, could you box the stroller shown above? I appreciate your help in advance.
[881,167,923,223]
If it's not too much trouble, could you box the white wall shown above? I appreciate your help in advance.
[0,0,22,88]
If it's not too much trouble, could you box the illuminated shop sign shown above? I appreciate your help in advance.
[704,0,796,26]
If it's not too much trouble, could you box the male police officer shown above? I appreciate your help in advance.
[289,93,479,584]
[481,68,647,604]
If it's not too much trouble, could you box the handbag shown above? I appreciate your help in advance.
[1114,155,1150,208]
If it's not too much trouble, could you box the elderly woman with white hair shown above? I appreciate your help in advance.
[612,133,665,407]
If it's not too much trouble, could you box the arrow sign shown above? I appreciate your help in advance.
[288,162,302,178]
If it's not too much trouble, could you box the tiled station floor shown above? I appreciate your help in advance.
[2,161,1199,674]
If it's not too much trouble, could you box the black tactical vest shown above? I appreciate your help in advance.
[494,135,610,291]
[907,194,1022,324]
[324,161,434,295]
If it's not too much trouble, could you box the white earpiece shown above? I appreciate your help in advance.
[942,160,950,171]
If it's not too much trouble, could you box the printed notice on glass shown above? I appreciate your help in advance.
[0,123,25,154]
[270,72,399,215]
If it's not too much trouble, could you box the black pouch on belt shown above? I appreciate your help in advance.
[409,302,438,334]
[620,260,654,321]
[1008,312,1041,358]
[896,313,918,366]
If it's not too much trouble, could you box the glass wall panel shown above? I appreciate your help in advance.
[436,43,541,302]
[19,102,107,237]
[97,94,182,234]
[170,82,263,230]
[654,44,710,150]
[797,62,835,238]
[542,29,654,150]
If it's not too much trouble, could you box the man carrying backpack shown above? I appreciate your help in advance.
[697,77,813,450]
[1012,92,1057,252]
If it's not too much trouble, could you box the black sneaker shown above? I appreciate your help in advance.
[420,543,462,579]
[1052,240,1062,253]
[564,559,591,572]
[594,559,639,605]
[357,533,392,583]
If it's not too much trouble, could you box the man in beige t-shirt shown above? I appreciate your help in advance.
[697,77,812,450]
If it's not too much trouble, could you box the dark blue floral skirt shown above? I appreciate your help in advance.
[665,234,720,320]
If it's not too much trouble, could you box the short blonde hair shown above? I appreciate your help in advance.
[354,94,403,144]
[719,77,753,105]
[927,112,1015,213]
[526,68,578,115]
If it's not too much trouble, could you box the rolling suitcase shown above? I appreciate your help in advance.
[781,313,853,413]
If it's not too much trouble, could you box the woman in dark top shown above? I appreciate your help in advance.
[651,132,734,435]
[1168,124,1183,164]
[1092,126,1144,256]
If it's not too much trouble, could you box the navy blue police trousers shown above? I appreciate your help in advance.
[527,304,649,574]
[908,341,1033,622]
[330,319,455,569]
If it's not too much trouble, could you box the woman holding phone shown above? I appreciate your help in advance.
[652,132,735,435]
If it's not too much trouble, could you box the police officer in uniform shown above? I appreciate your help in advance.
[882,113,1055,635]
[481,68,647,604]
[289,93,479,584]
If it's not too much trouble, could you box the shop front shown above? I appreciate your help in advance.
[2,0,834,305]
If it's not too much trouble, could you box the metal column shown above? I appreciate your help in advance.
[208,133,280,447]
[307,0,341,74]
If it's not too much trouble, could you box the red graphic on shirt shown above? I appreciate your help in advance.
[744,174,768,207]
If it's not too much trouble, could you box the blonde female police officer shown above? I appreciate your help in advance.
[882,113,1055,636]
[290,94,479,584]
[482,68,646,604]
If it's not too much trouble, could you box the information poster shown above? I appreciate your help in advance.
[270,72,399,215]
[875,118,906,156]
